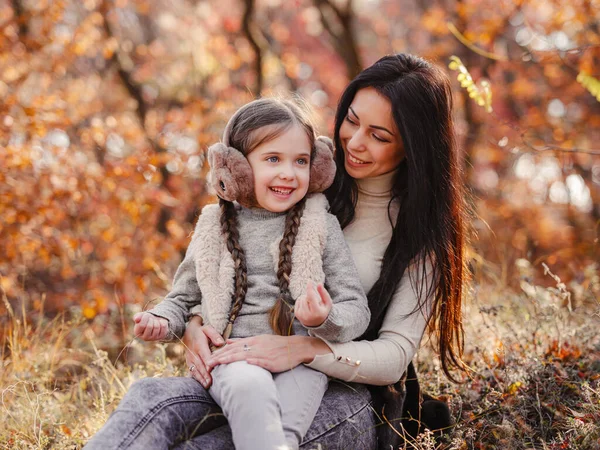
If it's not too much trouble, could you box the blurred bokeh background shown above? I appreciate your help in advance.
[2,1,600,448]
[0,0,598,326]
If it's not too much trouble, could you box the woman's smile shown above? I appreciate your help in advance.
[346,151,371,167]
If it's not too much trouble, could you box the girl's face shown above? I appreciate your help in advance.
[339,87,405,179]
[246,124,311,213]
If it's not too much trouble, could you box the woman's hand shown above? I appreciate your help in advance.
[183,315,225,389]
[206,334,327,373]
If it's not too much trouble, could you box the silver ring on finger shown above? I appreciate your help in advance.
[243,344,251,352]
[189,364,196,372]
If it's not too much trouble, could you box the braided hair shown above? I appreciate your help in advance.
[218,197,248,340]
[269,197,307,336]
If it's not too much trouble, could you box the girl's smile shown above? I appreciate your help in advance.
[269,186,295,196]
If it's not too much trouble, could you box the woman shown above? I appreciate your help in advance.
[85,53,467,449]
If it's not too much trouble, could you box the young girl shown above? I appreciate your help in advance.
[131,98,370,450]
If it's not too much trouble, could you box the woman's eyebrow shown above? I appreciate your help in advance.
[349,106,394,136]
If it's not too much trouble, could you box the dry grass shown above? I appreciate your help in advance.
[1,259,599,449]
[0,299,187,449]
[415,260,600,450]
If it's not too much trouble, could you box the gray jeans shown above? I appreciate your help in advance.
[84,376,376,449]
[210,362,327,449]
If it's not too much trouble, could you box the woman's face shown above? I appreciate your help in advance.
[339,87,405,179]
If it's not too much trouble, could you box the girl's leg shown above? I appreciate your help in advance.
[83,377,225,450]
[209,361,288,450]
[274,366,328,448]
[177,380,377,450]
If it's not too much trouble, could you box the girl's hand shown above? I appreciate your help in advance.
[206,335,323,373]
[133,312,169,341]
[294,281,333,328]
[183,315,225,389]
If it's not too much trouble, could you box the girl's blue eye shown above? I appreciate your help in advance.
[267,156,279,163]
[297,158,308,165]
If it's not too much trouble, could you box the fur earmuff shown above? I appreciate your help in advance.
[207,143,256,207]
[308,136,336,193]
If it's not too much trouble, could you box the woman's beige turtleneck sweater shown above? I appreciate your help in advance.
[306,170,432,386]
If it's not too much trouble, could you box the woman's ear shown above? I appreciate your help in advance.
[207,143,255,204]
[308,136,336,193]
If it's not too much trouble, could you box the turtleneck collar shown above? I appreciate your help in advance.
[237,203,287,220]
[355,169,397,199]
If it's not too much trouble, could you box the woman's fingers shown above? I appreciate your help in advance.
[203,324,225,348]
[195,333,213,365]
[207,339,253,369]
[211,334,306,373]
[245,356,273,371]
[183,333,213,388]
[209,340,240,358]
[195,325,223,365]
[187,353,212,388]
[180,317,217,388]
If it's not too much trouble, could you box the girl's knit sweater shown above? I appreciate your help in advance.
[148,194,370,344]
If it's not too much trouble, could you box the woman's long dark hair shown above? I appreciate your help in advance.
[325,53,468,381]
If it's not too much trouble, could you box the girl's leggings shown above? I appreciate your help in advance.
[209,361,328,450]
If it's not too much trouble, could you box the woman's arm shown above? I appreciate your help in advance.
[206,334,329,373]
[306,261,433,385]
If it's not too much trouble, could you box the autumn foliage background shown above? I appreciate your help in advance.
[1,0,599,448]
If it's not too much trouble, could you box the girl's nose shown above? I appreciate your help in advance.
[278,164,295,180]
